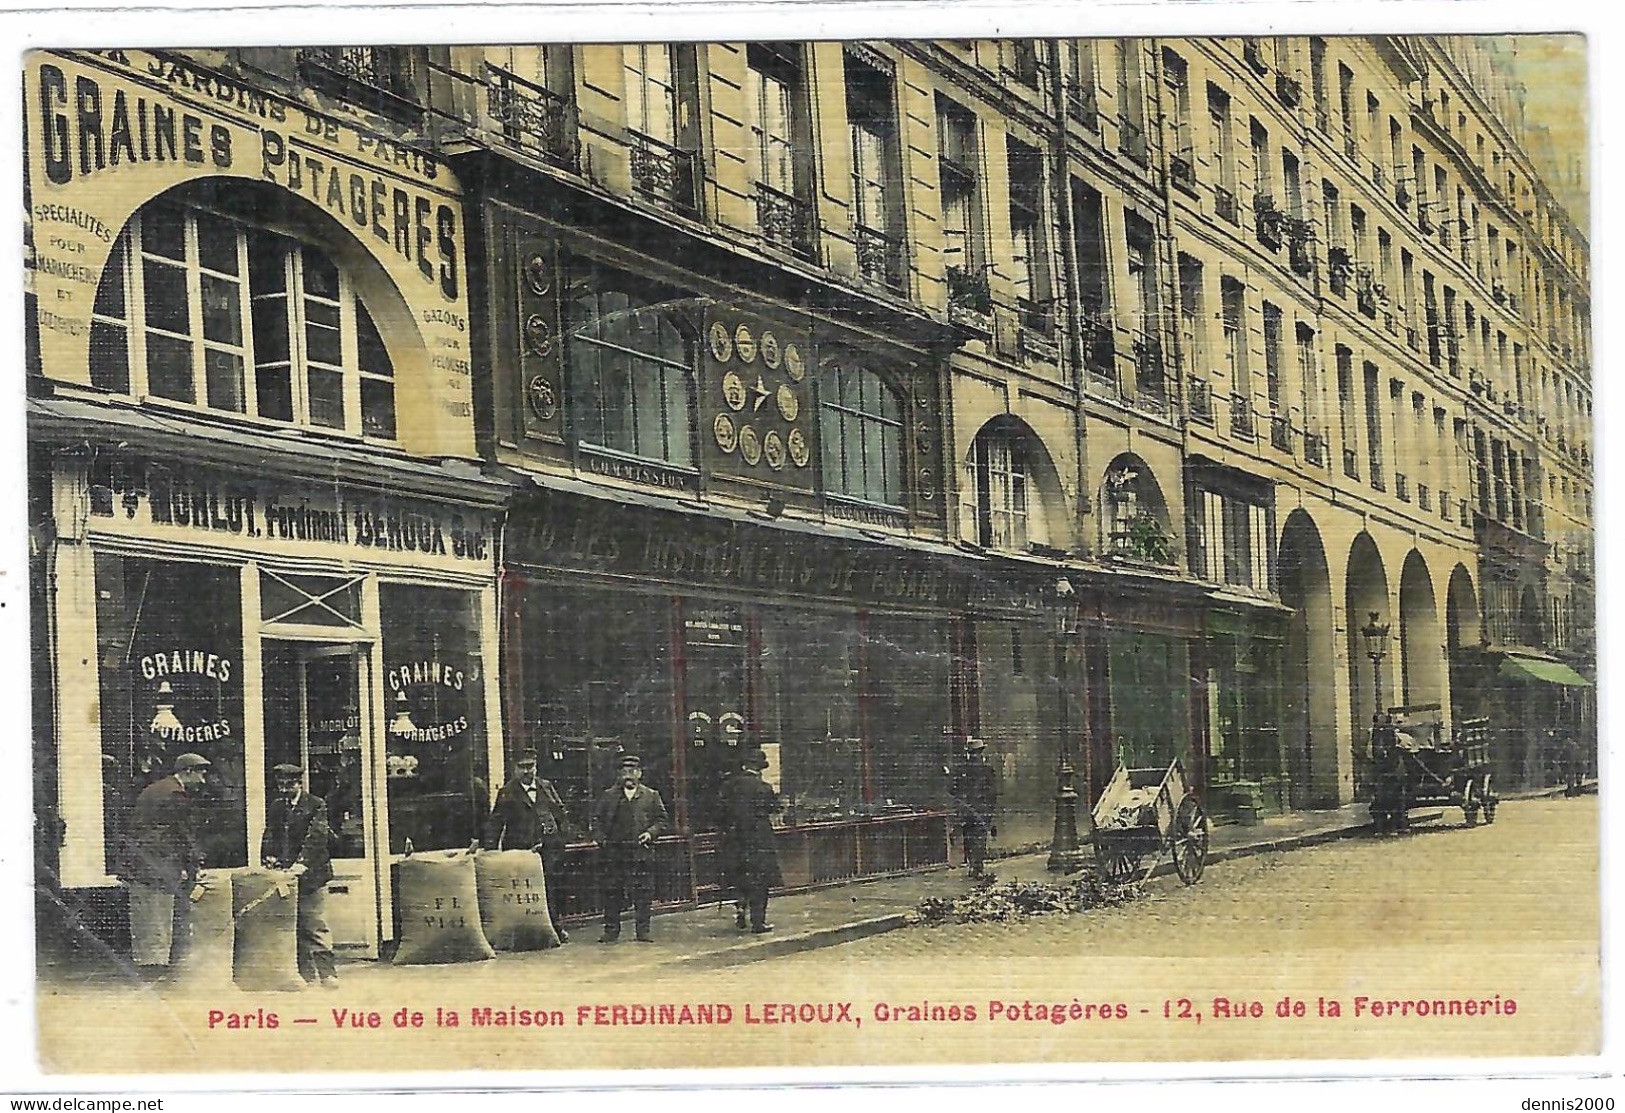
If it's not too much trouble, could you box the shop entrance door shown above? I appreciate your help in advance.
[681,606,750,835]
[262,641,380,957]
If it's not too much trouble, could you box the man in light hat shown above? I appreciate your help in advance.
[261,762,337,988]
[590,754,669,943]
[719,748,784,934]
[948,737,998,880]
[117,752,210,979]
[486,749,574,942]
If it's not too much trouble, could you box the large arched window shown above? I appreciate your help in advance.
[89,196,396,438]
[972,424,1030,550]
[818,360,903,506]
[566,262,695,466]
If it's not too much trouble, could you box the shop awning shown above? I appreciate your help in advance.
[1499,654,1592,687]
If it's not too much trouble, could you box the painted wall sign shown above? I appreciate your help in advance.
[24,49,476,450]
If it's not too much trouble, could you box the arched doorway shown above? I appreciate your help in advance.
[1278,511,1338,807]
[1445,563,1482,726]
[1344,532,1391,800]
[1398,551,1441,708]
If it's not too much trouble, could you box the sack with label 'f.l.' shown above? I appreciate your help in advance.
[475,850,561,952]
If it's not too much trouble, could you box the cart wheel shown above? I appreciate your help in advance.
[1481,774,1497,824]
[1172,797,1209,885]
[1103,854,1141,884]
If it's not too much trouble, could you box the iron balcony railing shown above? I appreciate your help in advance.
[1080,305,1116,374]
[484,63,579,170]
[1230,394,1256,439]
[1254,195,1286,250]
[855,223,905,290]
[946,264,993,317]
[1169,149,1197,193]
[1214,185,1239,225]
[754,182,817,259]
[628,129,700,213]
[1188,377,1215,426]
[1017,296,1054,337]
[1269,412,1294,453]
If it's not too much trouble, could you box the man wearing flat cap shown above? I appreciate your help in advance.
[949,737,998,880]
[261,762,338,988]
[486,749,574,942]
[590,754,669,943]
[118,752,211,979]
[720,748,784,934]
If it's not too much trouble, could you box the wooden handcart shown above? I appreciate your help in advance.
[1091,759,1209,885]
[1368,705,1497,832]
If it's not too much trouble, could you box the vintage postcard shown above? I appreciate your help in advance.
[22,24,1597,1079]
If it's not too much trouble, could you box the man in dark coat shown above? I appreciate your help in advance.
[719,748,784,933]
[485,749,574,942]
[948,737,998,879]
[590,754,669,943]
[119,752,210,978]
[260,762,338,988]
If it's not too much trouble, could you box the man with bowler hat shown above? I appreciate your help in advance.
[591,754,669,943]
[720,748,783,933]
[261,762,338,988]
[949,737,998,880]
[119,752,211,980]
[486,749,574,942]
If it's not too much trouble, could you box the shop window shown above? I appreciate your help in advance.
[1205,622,1286,807]
[972,424,1030,551]
[863,614,953,811]
[379,584,490,854]
[818,360,903,507]
[761,608,864,824]
[91,198,396,439]
[514,585,676,825]
[94,555,245,873]
[566,262,696,468]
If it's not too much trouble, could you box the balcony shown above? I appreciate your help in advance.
[1243,38,1269,74]
[1065,79,1100,130]
[1016,296,1054,339]
[946,264,993,331]
[1269,412,1294,453]
[628,130,699,214]
[1275,72,1302,107]
[1230,394,1256,439]
[1395,179,1412,210]
[1418,206,1437,235]
[1304,430,1328,467]
[1188,377,1215,426]
[1169,150,1197,194]
[1354,268,1379,317]
[1254,195,1286,251]
[1080,304,1116,375]
[1214,186,1239,226]
[1287,219,1316,276]
[299,47,421,121]
[1343,447,1360,479]
[1131,333,1167,408]
[1395,471,1411,502]
[855,224,904,290]
[1327,246,1354,296]
[754,183,817,259]
[483,63,579,170]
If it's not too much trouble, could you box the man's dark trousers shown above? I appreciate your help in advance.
[600,845,654,939]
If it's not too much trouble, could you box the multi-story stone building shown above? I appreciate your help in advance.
[27,36,1591,960]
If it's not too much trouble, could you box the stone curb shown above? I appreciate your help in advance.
[661,913,911,970]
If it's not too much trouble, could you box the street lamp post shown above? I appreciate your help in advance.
[1359,612,1391,788]
[1048,577,1089,873]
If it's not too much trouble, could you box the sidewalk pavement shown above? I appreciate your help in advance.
[356,799,1379,982]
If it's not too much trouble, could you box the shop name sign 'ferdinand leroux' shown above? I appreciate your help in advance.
[96,464,492,564]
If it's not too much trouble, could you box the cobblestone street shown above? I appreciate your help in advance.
[38,796,1598,1073]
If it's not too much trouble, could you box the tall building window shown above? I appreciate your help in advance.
[1178,254,1206,374]
[846,52,903,288]
[972,424,1030,550]
[1006,138,1050,334]
[1296,322,1321,435]
[1336,345,1358,477]
[1221,277,1247,387]
[937,97,984,310]
[1163,49,1192,173]
[1309,38,1329,128]
[1263,302,1284,414]
[818,360,903,506]
[90,197,395,438]
[624,44,699,211]
[1207,84,1237,205]
[1116,38,1148,164]
[1363,360,1385,488]
[1249,118,1271,201]
[1337,63,1356,150]
[746,43,813,255]
[566,262,695,467]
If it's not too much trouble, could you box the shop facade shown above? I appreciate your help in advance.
[26,48,500,958]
